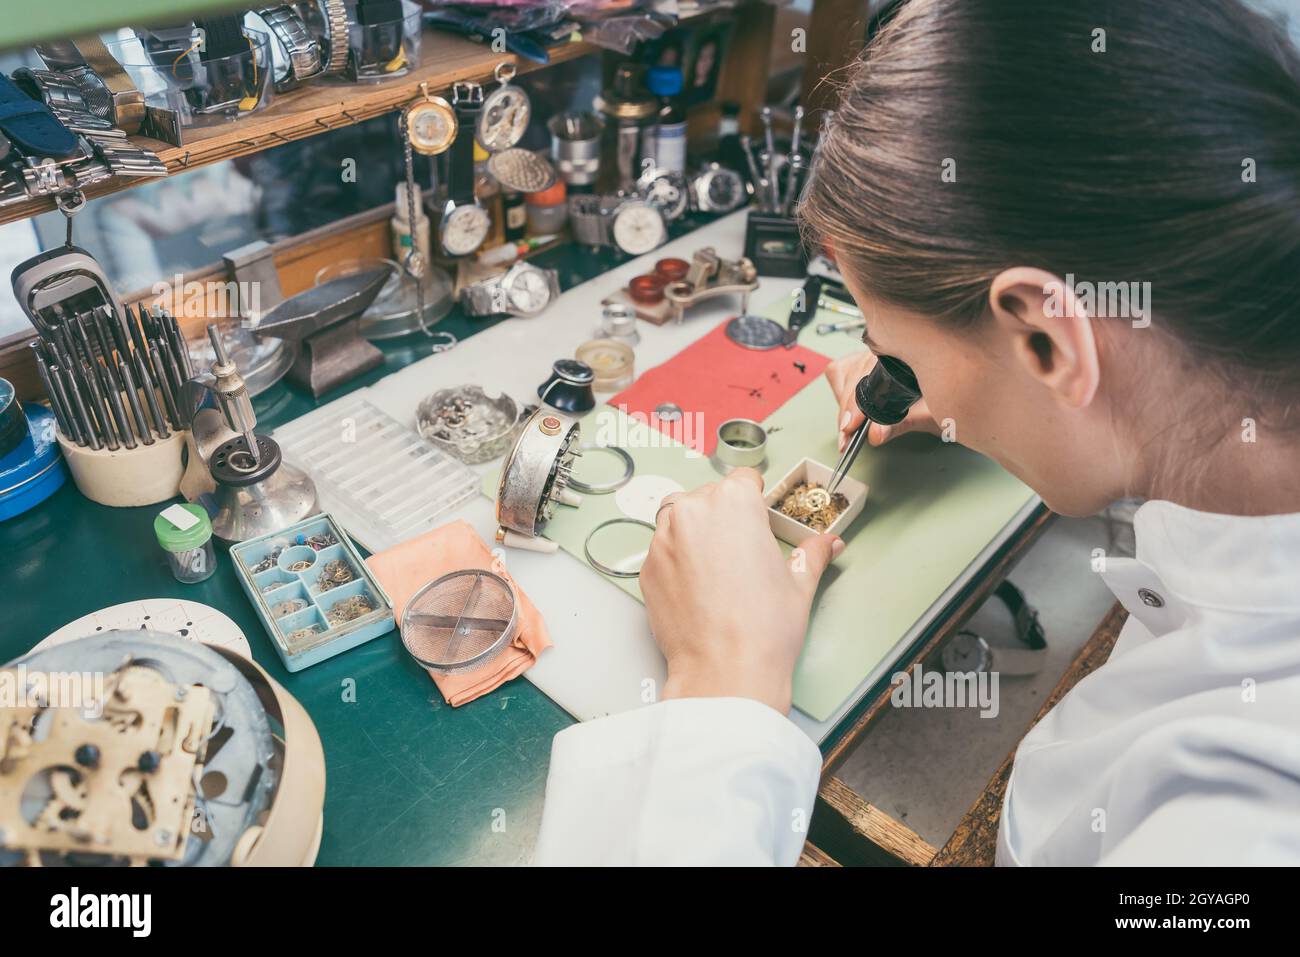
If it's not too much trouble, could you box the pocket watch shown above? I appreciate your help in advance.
[477,61,531,154]
[638,165,690,222]
[691,162,747,213]
[439,81,490,257]
[403,83,457,155]
[611,199,668,256]
[461,261,561,317]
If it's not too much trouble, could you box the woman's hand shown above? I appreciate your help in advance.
[640,468,843,714]
[826,350,939,450]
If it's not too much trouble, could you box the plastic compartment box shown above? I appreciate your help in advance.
[231,513,394,671]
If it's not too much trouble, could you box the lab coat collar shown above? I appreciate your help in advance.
[1130,499,1300,616]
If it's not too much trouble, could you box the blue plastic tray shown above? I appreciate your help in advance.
[230,513,395,671]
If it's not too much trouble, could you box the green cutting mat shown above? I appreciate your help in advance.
[483,296,1036,721]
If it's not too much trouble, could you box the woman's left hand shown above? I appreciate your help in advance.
[640,468,843,714]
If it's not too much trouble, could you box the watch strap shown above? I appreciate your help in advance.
[257,6,323,91]
[0,72,78,158]
[13,69,165,178]
[318,0,351,75]
[461,274,505,316]
[449,84,482,205]
[995,579,1047,651]
[35,34,145,135]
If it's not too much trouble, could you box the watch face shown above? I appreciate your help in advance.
[941,631,990,674]
[701,169,745,212]
[612,203,667,256]
[505,267,552,315]
[440,203,491,257]
[407,99,457,155]
[478,86,530,152]
[644,172,689,222]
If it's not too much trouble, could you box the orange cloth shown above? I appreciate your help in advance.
[365,521,551,707]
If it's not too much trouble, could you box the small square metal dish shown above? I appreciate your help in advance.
[764,457,868,546]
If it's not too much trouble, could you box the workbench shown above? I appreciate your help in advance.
[1,211,1048,865]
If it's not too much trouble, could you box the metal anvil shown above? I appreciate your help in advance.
[252,268,389,398]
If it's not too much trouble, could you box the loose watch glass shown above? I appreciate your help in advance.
[612,202,667,256]
[441,203,491,257]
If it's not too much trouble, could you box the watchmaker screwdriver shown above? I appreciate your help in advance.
[49,363,86,446]
[97,356,136,449]
[817,318,867,335]
[30,341,72,439]
[58,361,98,450]
[163,308,193,379]
[52,338,98,441]
[134,344,169,438]
[761,107,780,211]
[81,358,120,451]
[149,342,181,428]
[818,297,863,319]
[70,311,98,365]
[739,135,768,211]
[119,359,154,445]
[88,306,118,367]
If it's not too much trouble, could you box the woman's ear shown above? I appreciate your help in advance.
[988,267,1101,408]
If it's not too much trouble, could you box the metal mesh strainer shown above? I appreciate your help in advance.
[400,569,519,674]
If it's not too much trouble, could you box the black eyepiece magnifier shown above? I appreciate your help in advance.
[827,355,922,494]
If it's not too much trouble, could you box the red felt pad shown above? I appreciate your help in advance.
[608,320,831,456]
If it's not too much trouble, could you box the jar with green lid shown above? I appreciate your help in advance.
[154,503,217,584]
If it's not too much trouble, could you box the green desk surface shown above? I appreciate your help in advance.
[1,222,1041,864]
[0,237,673,866]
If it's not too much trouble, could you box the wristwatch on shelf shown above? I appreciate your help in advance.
[13,69,166,179]
[690,162,748,213]
[0,72,107,207]
[250,6,324,91]
[439,82,491,257]
[567,193,668,255]
[34,34,146,135]
[939,580,1048,676]
[460,261,561,317]
[298,0,349,76]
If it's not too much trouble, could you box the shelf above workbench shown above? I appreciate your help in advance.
[0,27,597,228]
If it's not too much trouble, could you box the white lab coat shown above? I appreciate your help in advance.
[535,500,1300,866]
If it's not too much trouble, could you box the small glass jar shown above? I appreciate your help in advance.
[155,503,217,584]
[526,180,568,236]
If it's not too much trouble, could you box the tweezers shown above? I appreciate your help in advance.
[828,419,868,496]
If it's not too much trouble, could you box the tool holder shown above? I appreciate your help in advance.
[57,426,185,507]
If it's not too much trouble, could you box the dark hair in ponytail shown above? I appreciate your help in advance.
[802,0,1300,392]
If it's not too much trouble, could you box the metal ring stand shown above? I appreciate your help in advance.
[568,444,635,494]
[584,517,656,579]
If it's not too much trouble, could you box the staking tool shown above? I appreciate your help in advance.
[828,355,922,495]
